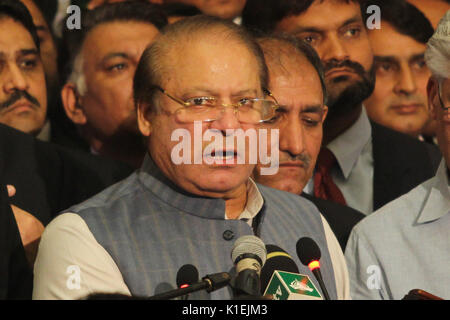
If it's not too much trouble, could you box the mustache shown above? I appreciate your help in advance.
[323,59,367,78]
[0,90,40,111]
[280,153,311,168]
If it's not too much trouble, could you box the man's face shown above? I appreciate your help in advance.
[79,22,160,141]
[364,22,430,137]
[429,78,450,168]
[275,0,374,117]
[0,18,47,135]
[254,56,327,194]
[139,39,261,198]
[164,0,246,20]
[21,0,59,94]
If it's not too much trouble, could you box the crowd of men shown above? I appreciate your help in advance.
[0,0,449,300]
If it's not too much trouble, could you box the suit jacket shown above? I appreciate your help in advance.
[0,124,134,226]
[302,193,365,250]
[0,184,33,300]
[371,122,442,211]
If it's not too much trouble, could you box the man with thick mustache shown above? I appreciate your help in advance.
[253,35,364,249]
[0,0,47,137]
[243,0,441,214]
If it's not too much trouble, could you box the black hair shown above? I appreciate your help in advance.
[62,1,168,82]
[242,0,361,35]
[159,3,202,18]
[0,0,40,50]
[257,34,328,104]
[362,0,434,44]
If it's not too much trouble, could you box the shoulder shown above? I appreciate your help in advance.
[352,177,433,239]
[371,122,441,164]
[257,183,320,212]
[65,171,142,215]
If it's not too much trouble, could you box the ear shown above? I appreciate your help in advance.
[61,83,87,125]
[137,101,152,137]
[427,77,439,121]
[322,105,329,123]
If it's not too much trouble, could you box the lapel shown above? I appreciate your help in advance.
[371,121,437,211]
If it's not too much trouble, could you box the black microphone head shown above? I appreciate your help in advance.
[176,264,199,288]
[260,245,299,293]
[296,237,321,266]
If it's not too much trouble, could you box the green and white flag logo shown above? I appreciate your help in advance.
[264,271,323,300]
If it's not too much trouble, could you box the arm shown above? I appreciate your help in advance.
[33,213,131,300]
[344,226,389,300]
[320,215,351,300]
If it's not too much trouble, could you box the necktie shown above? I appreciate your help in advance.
[313,148,347,206]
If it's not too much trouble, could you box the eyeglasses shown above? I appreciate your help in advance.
[152,86,279,124]
[438,79,450,112]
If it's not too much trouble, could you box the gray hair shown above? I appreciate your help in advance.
[425,10,450,80]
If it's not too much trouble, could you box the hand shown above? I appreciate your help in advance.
[6,185,44,267]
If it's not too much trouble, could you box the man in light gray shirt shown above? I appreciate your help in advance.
[345,11,450,300]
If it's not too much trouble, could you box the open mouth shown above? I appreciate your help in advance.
[206,149,238,160]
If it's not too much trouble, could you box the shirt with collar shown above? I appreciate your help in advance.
[305,107,374,215]
[345,159,450,299]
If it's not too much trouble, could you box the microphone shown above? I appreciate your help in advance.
[261,245,322,300]
[296,237,331,300]
[260,244,299,292]
[176,264,199,300]
[230,235,267,298]
[148,271,231,300]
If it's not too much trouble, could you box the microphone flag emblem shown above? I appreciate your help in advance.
[263,271,323,300]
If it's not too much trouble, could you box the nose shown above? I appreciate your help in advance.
[321,34,350,62]
[209,105,242,134]
[279,117,305,156]
[3,63,29,93]
[395,66,417,95]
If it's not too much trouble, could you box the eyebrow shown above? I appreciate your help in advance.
[301,105,324,113]
[409,53,425,63]
[374,56,399,64]
[278,104,324,113]
[19,49,39,56]
[375,53,425,64]
[290,15,362,35]
[101,52,131,64]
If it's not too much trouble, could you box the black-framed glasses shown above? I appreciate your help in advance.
[152,86,279,124]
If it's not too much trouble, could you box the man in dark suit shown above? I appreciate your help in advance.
[253,35,364,250]
[0,184,33,300]
[243,0,441,215]
[0,123,133,299]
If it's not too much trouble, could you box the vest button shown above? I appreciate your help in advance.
[223,230,234,241]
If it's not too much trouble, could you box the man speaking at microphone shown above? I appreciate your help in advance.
[33,16,349,300]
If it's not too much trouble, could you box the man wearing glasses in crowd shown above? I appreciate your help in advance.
[33,16,350,300]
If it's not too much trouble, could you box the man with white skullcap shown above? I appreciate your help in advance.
[344,11,450,300]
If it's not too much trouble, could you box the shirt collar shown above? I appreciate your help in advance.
[138,153,263,221]
[417,160,450,224]
[226,178,264,223]
[327,107,372,179]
